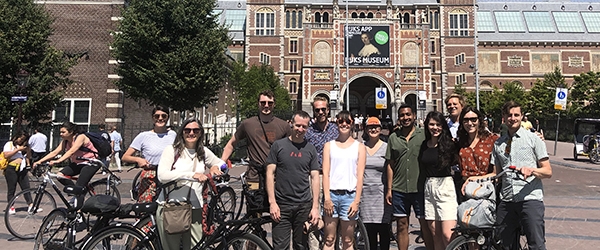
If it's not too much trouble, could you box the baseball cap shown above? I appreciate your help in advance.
[366,117,381,126]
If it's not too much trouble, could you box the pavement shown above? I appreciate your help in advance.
[545,140,600,171]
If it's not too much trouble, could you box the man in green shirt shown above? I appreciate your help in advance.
[385,104,432,250]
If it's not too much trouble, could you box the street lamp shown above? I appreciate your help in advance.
[14,70,30,133]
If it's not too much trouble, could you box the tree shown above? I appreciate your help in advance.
[112,0,230,111]
[527,67,565,120]
[570,71,600,118]
[231,62,291,118]
[0,0,75,126]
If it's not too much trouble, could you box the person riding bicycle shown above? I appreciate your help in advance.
[34,121,100,194]
[583,124,600,153]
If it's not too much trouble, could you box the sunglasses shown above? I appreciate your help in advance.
[462,117,479,123]
[314,108,327,113]
[153,113,168,119]
[367,126,380,130]
[183,128,201,134]
[337,118,352,124]
[260,101,274,106]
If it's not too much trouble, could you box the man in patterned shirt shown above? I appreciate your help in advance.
[491,101,552,250]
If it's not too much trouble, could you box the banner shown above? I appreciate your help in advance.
[345,25,390,67]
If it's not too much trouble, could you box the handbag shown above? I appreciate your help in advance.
[463,180,496,200]
[0,152,8,171]
[161,150,193,234]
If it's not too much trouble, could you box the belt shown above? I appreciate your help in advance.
[330,190,355,195]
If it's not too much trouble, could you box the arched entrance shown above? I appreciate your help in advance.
[340,75,393,120]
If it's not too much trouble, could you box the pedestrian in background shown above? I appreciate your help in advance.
[4,131,32,215]
[110,126,123,172]
[28,127,47,163]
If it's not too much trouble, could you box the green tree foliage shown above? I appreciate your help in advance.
[0,0,75,125]
[570,71,600,118]
[527,67,565,119]
[112,0,230,111]
[231,62,291,118]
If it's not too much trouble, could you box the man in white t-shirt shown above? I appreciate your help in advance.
[28,127,47,163]
[110,126,123,172]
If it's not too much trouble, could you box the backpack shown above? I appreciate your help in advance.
[79,132,112,158]
[457,198,496,228]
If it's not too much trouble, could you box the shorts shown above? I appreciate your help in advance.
[392,190,424,219]
[325,190,358,221]
[424,176,458,221]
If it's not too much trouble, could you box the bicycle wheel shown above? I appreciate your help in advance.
[5,188,57,239]
[219,232,271,250]
[217,186,236,221]
[335,219,370,250]
[82,226,155,250]
[34,208,69,250]
[590,148,600,164]
[131,170,142,201]
[88,179,121,201]
[445,235,472,250]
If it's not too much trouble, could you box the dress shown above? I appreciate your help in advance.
[360,141,392,224]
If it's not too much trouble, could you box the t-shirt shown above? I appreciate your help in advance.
[234,114,291,182]
[28,132,47,153]
[129,130,177,165]
[305,121,339,167]
[419,144,452,177]
[266,138,319,205]
[3,141,26,171]
[110,131,123,151]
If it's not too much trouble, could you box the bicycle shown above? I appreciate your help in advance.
[4,157,122,239]
[81,172,271,250]
[446,166,529,250]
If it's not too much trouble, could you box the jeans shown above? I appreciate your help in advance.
[272,202,312,250]
[58,162,101,188]
[4,166,31,203]
[496,200,546,250]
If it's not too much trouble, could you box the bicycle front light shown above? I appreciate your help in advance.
[477,234,486,245]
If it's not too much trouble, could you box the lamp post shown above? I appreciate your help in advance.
[14,70,30,134]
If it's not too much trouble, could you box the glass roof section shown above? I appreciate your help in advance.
[553,12,585,32]
[225,9,246,30]
[581,12,600,33]
[523,12,555,32]
[477,12,496,32]
[494,12,526,32]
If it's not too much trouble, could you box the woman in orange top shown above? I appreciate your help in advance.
[457,106,499,195]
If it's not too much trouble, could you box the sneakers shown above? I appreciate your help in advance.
[8,206,16,215]
[28,205,43,213]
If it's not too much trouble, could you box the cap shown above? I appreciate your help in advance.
[366,117,381,126]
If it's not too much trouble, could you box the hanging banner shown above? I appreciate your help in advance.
[345,25,390,67]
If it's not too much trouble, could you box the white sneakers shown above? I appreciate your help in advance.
[28,205,43,213]
[8,206,16,215]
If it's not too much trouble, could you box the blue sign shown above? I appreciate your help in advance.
[377,90,385,99]
[557,91,566,99]
[11,96,27,102]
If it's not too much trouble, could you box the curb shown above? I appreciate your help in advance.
[550,159,600,172]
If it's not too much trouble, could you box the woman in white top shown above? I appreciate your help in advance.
[156,118,224,250]
[3,131,32,215]
[322,110,366,250]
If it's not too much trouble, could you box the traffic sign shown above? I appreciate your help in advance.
[11,96,27,102]
[375,88,387,109]
[554,87,567,110]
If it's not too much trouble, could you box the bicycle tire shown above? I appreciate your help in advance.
[5,188,57,239]
[34,208,69,250]
[217,186,236,222]
[82,225,155,250]
[445,235,472,250]
[131,170,142,201]
[88,179,121,201]
[219,232,271,250]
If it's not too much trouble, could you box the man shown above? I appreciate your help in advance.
[98,124,110,174]
[221,89,291,194]
[305,96,339,250]
[445,93,466,139]
[28,127,47,163]
[491,101,552,250]
[521,115,534,131]
[385,104,433,250]
[266,110,320,250]
[109,126,123,172]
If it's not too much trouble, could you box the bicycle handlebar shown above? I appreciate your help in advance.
[473,165,523,183]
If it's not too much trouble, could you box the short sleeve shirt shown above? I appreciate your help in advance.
[110,131,122,151]
[459,134,499,177]
[385,127,426,193]
[491,127,549,202]
[305,121,339,167]
[130,130,177,165]
[266,138,320,205]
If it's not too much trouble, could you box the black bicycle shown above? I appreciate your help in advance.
[4,157,121,239]
[81,173,271,250]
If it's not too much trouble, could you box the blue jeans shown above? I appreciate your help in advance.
[327,190,358,221]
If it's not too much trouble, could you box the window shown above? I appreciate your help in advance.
[581,12,600,33]
[53,99,91,124]
[291,11,297,28]
[553,12,585,33]
[477,12,496,32]
[286,11,290,28]
[323,12,329,22]
[289,78,298,94]
[432,100,438,111]
[290,39,298,53]
[298,11,303,28]
[523,12,555,32]
[430,11,440,29]
[290,60,298,73]
[256,8,275,35]
[455,53,465,65]
[430,40,436,54]
[450,9,469,36]
[225,10,246,30]
[260,52,270,65]
[494,12,525,32]
[455,74,466,84]
[431,81,437,94]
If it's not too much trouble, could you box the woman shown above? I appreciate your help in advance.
[122,106,177,202]
[419,111,459,250]
[4,131,32,214]
[457,106,500,189]
[35,122,100,193]
[156,118,224,250]
[322,110,366,250]
[360,117,392,250]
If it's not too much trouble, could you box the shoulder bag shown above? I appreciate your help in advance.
[161,150,193,234]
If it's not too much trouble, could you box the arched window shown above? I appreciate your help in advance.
[286,11,290,28]
[315,12,321,23]
[298,11,303,28]
[289,78,298,94]
[256,8,275,35]
[291,11,296,28]
[323,12,329,22]
[359,12,366,18]
[403,13,410,23]
[352,12,358,18]
[449,9,468,36]
[367,12,374,18]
